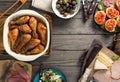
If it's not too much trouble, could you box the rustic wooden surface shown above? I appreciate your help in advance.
[0,0,114,82]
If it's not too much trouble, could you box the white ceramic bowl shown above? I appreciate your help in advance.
[3,10,50,61]
[52,0,81,19]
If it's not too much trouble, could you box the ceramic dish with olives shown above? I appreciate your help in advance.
[52,0,80,19]
[56,0,77,16]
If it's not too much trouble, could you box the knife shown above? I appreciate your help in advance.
[88,0,97,15]
[79,58,97,82]
[78,40,102,82]
[82,0,89,20]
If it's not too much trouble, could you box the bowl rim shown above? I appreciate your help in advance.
[3,9,50,61]
[52,0,81,19]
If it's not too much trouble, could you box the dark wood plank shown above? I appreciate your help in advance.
[52,35,113,50]
[0,2,31,13]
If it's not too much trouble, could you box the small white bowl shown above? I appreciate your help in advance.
[3,10,50,61]
[52,0,81,19]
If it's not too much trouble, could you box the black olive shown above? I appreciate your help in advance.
[69,4,73,8]
[72,5,76,9]
[66,7,70,12]
[66,2,69,7]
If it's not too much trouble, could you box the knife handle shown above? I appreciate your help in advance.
[88,0,97,15]
[79,68,92,82]
[83,5,88,20]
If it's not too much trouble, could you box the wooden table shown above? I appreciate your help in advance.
[0,0,114,82]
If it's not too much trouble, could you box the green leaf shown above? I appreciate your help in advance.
[112,55,120,61]
[98,4,103,10]
[97,1,103,10]
[23,65,29,72]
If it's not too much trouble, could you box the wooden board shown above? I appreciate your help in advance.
[89,47,117,80]
[0,14,52,56]
[0,60,32,81]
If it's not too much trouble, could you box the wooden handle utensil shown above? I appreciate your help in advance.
[14,0,27,13]
[0,0,27,18]
[88,0,97,15]
[82,0,89,20]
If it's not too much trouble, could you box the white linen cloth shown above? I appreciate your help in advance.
[32,0,53,13]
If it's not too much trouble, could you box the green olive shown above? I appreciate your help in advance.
[64,12,68,16]
[70,9,75,14]
[68,0,71,3]
[60,11,65,14]
[63,6,67,10]
[72,1,77,5]
[63,0,68,4]
[59,7,63,12]
[56,4,61,9]
[59,0,63,4]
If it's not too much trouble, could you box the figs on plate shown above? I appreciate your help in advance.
[105,19,117,32]
[106,7,119,18]
[94,11,106,25]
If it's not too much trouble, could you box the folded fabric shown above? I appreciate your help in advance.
[78,39,103,78]
[32,0,53,13]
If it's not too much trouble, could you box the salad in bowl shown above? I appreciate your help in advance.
[34,68,67,82]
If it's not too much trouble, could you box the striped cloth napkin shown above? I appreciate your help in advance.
[32,0,53,13]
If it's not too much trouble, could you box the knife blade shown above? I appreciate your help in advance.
[82,0,89,20]
[88,0,97,15]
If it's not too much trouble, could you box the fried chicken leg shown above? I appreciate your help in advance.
[8,28,19,50]
[27,39,41,50]
[29,17,38,38]
[19,24,32,33]
[26,44,44,55]
[37,22,47,46]
[22,39,41,53]
[10,16,30,25]
[9,25,19,29]
[16,34,31,53]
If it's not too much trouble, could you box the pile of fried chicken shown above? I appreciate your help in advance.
[8,15,47,55]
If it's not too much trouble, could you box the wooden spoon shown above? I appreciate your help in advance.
[14,0,27,13]
[0,0,27,18]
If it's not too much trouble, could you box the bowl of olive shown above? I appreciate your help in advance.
[52,0,80,19]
